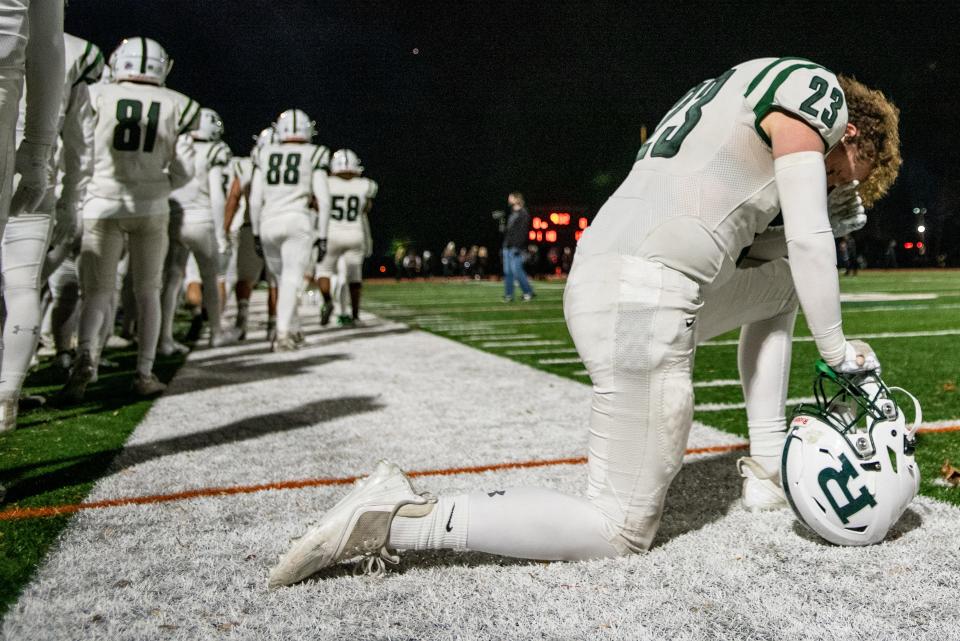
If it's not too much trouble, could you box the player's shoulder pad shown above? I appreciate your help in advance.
[366,178,378,199]
[164,88,202,135]
[311,145,331,171]
[744,57,848,150]
[207,140,232,167]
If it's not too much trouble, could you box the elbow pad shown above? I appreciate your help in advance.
[776,151,845,365]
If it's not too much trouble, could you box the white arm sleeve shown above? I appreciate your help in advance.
[22,0,64,145]
[208,165,227,246]
[312,169,330,239]
[249,167,263,236]
[58,82,93,205]
[776,151,846,366]
[168,134,195,189]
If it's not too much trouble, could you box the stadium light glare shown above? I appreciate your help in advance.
[917,241,924,248]
[532,217,542,229]
[379,265,386,273]
[574,230,583,241]
[545,230,557,242]
[904,242,914,249]
[528,230,536,240]
[913,207,920,214]
[579,217,588,229]
[917,225,926,233]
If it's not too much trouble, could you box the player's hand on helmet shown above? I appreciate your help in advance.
[253,235,264,258]
[10,141,53,216]
[827,181,866,238]
[832,339,880,375]
[314,237,327,262]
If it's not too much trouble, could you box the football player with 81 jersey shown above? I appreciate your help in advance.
[269,57,903,586]
[60,37,199,402]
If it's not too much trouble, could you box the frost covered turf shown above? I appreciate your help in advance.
[0,270,959,640]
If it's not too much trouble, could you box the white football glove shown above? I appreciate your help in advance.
[832,339,881,375]
[10,141,53,216]
[827,180,866,238]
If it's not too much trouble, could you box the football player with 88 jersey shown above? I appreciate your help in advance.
[60,37,199,402]
[269,57,904,586]
[249,108,330,352]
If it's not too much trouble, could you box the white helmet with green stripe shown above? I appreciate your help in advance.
[330,148,363,175]
[275,108,315,143]
[194,108,224,142]
[782,361,921,546]
[111,37,173,86]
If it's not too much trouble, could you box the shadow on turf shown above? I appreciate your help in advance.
[295,452,749,582]
[166,352,350,396]
[2,395,383,504]
[790,506,923,544]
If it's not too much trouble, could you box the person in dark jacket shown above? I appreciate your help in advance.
[501,192,535,301]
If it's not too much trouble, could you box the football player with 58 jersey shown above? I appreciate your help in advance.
[269,57,909,586]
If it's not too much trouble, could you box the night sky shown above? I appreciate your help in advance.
[66,1,960,265]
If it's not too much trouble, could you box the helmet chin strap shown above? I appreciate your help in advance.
[887,386,922,438]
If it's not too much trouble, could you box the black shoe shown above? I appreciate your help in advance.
[185,314,204,342]
[320,301,334,326]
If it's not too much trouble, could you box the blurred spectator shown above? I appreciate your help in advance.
[476,246,489,279]
[561,246,574,273]
[502,192,535,301]
[441,241,457,276]
[422,250,433,277]
[882,240,897,268]
[845,236,859,276]
[837,238,848,270]
[394,246,406,280]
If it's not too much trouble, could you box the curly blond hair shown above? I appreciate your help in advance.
[838,76,901,207]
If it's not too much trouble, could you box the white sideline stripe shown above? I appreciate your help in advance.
[445,328,519,336]
[839,292,937,302]
[481,339,568,348]
[539,357,582,364]
[917,419,960,429]
[427,318,568,329]
[507,347,579,356]
[702,328,960,347]
[571,371,741,389]
[844,302,960,313]
[466,333,539,342]
[695,396,816,412]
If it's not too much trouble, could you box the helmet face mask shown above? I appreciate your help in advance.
[111,37,173,86]
[781,361,921,546]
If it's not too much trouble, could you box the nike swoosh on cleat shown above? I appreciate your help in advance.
[445,503,456,532]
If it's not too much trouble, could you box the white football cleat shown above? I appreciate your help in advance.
[158,340,190,356]
[132,373,167,397]
[737,457,787,511]
[210,327,242,348]
[0,397,17,433]
[268,460,435,588]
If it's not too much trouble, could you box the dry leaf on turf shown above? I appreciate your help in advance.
[941,460,960,487]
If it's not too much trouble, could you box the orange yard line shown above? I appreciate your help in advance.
[2,425,956,522]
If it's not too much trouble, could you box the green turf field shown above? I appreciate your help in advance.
[364,270,960,506]
[0,341,186,617]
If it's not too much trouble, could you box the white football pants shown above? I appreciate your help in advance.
[78,204,169,377]
[46,249,80,355]
[0,213,53,398]
[390,253,798,559]
[0,77,21,243]
[160,212,224,345]
[235,225,264,284]
[315,231,364,283]
[261,212,313,337]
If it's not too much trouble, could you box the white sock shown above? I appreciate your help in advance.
[389,495,469,551]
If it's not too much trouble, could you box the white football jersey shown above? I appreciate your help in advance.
[581,57,848,287]
[327,175,377,236]
[86,81,200,205]
[171,137,231,222]
[252,142,329,219]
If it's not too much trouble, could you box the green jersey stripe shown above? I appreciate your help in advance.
[75,41,93,77]
[751,63,829,147]
[744,57,815,97]
[74,50,103,87]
